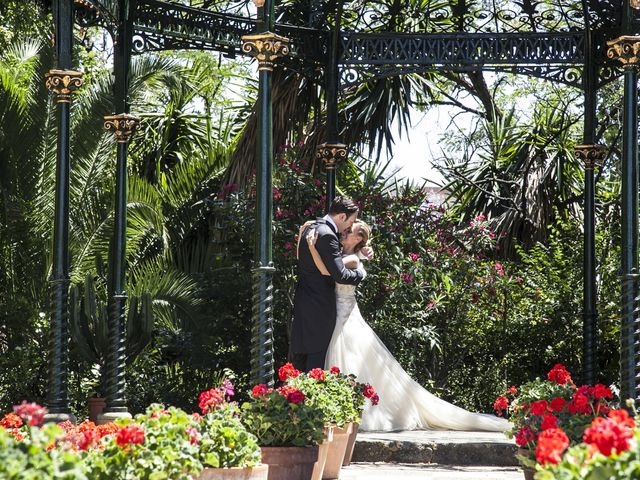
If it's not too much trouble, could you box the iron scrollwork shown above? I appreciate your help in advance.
[316,143,347,171]
[104,114,140,144]
[575,144,607,169]
[45,70,84,103]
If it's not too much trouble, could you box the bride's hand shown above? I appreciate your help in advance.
[306,230,319,248]
[298,220,315,239]
[360,246,374,260]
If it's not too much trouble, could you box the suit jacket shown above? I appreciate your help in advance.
[290,219,364,354]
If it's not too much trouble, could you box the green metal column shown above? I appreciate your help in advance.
[242,0,289,386]
[319,2,344,212]
[45,0,83,423]
[101,0,139,421]
[576,18,603,385]
[607,0,640,400]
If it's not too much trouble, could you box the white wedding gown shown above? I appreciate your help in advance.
[325,279,510,432]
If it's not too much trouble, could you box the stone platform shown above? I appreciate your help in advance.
[352,430,518,467]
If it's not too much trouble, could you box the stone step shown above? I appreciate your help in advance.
[352,430,518,467]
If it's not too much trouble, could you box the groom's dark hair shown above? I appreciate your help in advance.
[328,196,359,216]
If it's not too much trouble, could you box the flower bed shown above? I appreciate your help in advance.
[493,363,616,471]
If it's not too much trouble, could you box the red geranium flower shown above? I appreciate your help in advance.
[541,413,559,430]
[0,413,23,429]
[593,384,613,400]
[278,363,301,382]
[515,425,536,447]
[547,364,572,385]
[370,394,380,406]
[361,384,376,399]
[608,408,635,428]
[309,368,326,381]
[568,392,591,415]
[583,415,634,456]
[252,384,269,398]
[287,390,305,404]
[13,401,47,426]
[198,388,225,414]
[329,366,341,375]
[530,400,548,416]
[507,385,517,395]
[549,397,567,413]
[115,424,145,447]
[493,396,508,415]
[535,428,569,465]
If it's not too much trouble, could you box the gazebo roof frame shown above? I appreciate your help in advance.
[73,0,629,89]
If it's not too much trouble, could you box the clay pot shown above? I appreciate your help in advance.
[341,422,358,466]
[87,397,106,424]
[311,426,334,480]
[198,465,268,480]
[261,446,319,480]
[516,448,535,480]
[322,423,352,479]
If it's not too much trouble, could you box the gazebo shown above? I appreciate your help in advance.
[39,0,640,422]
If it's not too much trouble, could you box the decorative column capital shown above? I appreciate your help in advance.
[45,70,84,103]
[575,144,607,169]
[607,36,640,69]
[316,143,347,171]
[241,32,290,71]
[103,114,140,144]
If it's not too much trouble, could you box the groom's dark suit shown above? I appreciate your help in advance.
[290,219,364,371]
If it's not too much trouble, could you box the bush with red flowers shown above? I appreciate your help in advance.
[0,403,88,478]
[241,371,324,447]
[493,363,616,469]
[536,405,639,479]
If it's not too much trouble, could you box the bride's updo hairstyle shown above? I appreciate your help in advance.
[352,220,371,253]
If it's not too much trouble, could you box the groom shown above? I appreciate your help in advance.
[290,196,366,372]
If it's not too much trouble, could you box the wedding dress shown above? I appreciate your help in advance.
[325,272,510,432]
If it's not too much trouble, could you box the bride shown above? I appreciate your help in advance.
[303,220,509,432]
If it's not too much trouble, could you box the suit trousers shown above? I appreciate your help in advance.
[291,350,326,372]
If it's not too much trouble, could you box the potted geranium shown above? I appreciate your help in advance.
[493,363,616,480]
[196,379,267,479]
[535,404,638,479]
[0,402,87,479]
[281,364,378,479]
[242,371,324,480]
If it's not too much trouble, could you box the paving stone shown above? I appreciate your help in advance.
[352,430,518,467]
[340,463,524,480]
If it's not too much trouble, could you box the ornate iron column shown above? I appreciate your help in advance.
[608,12,640,399]
[45,0,83,423]
[575,144,606,385]
[100,0,138,422]
[576,14,602,385]
[242,0,289,386]
[318,1,343,212]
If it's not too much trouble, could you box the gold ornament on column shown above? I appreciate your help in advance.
[45,70,84,103]
[103,114,140,144]
[316,143,347,171]
[574,144,607,170]
[241,32,290,71]
[607,36,640,69]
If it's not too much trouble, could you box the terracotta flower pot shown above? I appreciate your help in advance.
[261,446,319,480]
[198,465,269,480]
[341,422,358,466]
[311,426,334,480]
[517,448,535,480]
[322,423,352,480]
[87,397,106,424]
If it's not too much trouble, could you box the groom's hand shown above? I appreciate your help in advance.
[360,246,374,261]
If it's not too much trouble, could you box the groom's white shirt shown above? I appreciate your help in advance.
[322,214,338,233]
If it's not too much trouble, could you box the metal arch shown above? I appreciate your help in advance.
[129,0,328,75]
[337,31,587,89]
